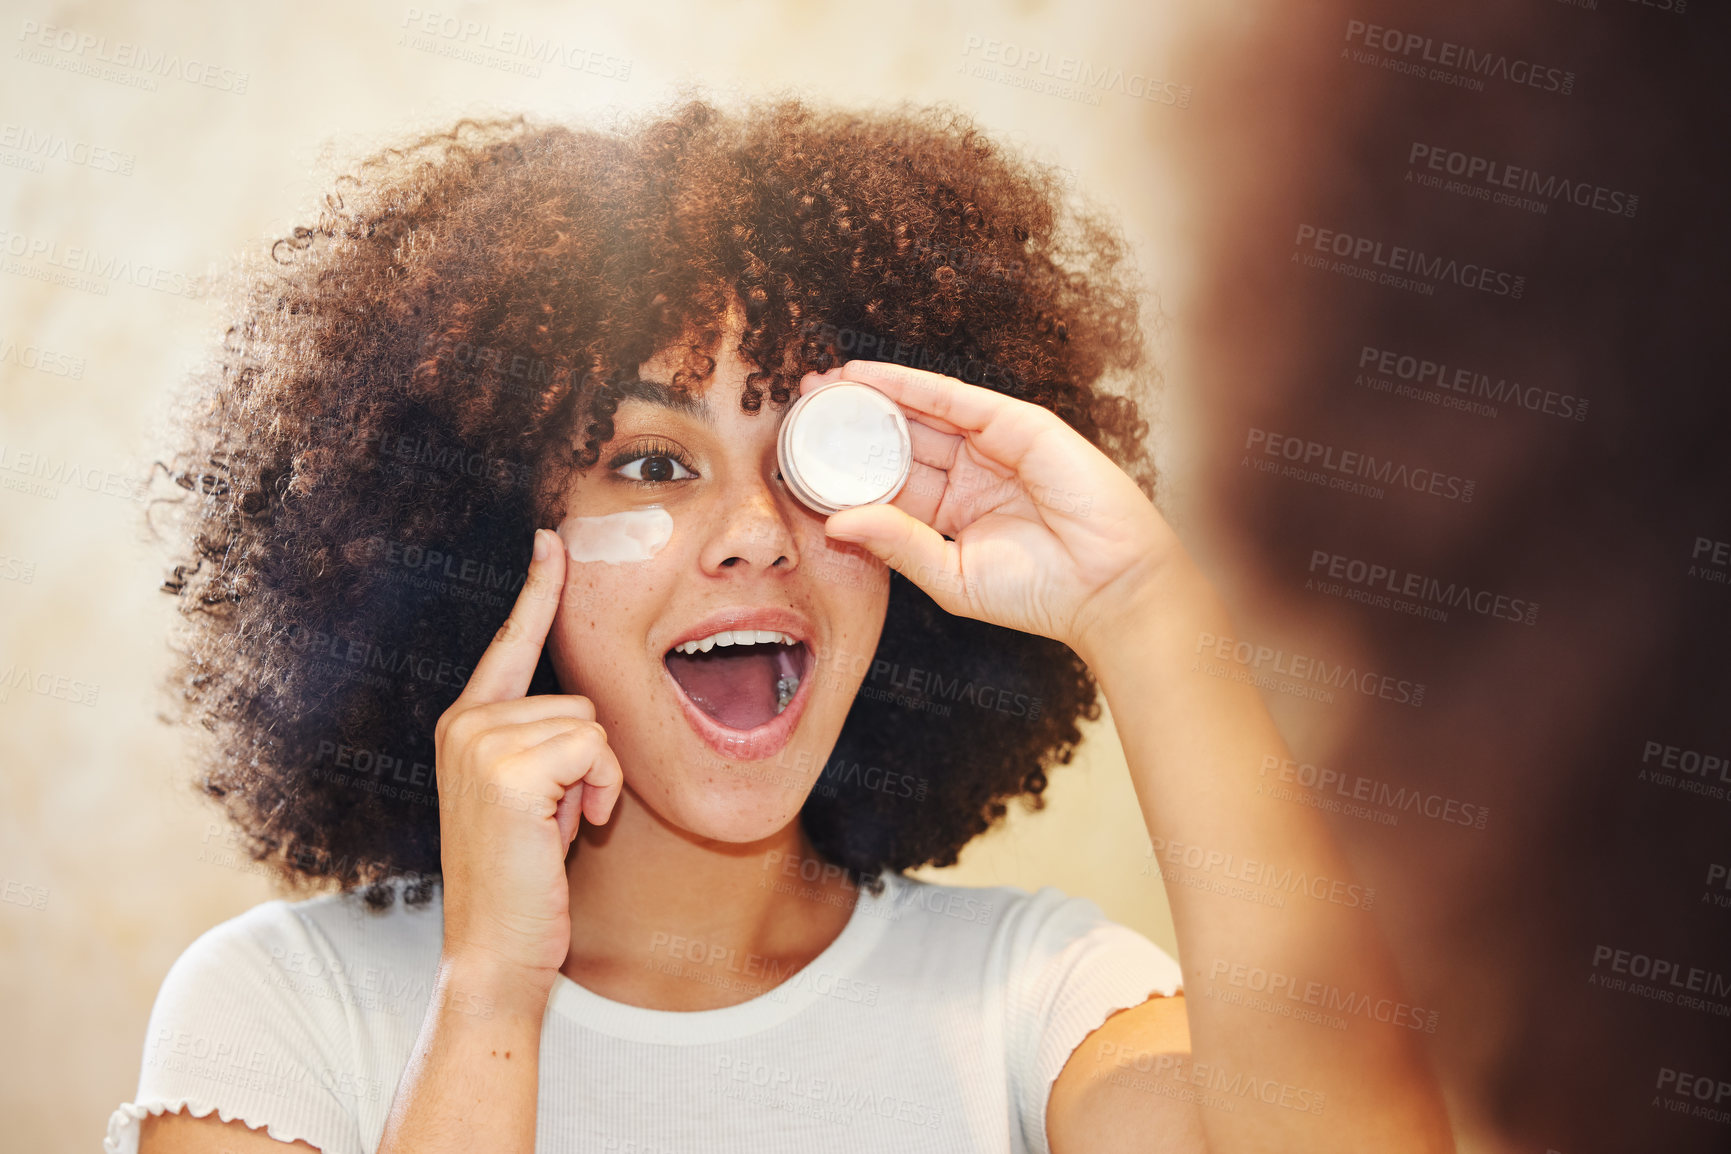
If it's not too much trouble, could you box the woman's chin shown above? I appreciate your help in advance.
[694,792,813,847]
[634,766,815,848]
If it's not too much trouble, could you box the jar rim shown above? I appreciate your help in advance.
[777,381,911,515]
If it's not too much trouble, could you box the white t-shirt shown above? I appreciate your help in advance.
[106,870,1182,1154]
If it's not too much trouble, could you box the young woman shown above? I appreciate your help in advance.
[113,100,1453,1153]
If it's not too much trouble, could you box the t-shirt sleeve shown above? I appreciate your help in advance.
[104,901,368,1154]
[1001,887,1184,1154]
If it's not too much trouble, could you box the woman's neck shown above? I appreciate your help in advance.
[557,787,859,1011]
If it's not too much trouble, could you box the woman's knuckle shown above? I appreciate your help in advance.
[472,727,510,762]
[439,711,471,748]
[477,755,527,796]
[556,726,601,763]
[545,727,585,755]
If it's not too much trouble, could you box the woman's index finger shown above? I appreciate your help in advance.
[839,358,1064,477]
[457,529,566,705]
[837,358,1027,433]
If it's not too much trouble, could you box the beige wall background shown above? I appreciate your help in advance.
[0,1,1369,1151]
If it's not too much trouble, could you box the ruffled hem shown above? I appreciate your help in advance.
[105,1099,330,1154]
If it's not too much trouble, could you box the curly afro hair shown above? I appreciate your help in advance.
[156,97,1156,909]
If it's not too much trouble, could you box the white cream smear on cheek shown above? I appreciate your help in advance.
[556,506,674,563]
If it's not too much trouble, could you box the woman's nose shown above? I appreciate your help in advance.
[698,471,802,574]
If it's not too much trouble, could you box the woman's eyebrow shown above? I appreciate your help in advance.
[611,377,713,424]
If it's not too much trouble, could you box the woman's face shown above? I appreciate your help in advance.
[546,333,891,844]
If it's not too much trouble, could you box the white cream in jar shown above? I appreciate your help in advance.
[776,381,911,516]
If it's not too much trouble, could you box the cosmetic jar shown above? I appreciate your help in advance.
[776,381,912,515]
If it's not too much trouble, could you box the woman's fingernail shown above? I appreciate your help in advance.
[534,529,552,561]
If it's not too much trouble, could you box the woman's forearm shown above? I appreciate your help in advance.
[1078,555,1454,1153]
[376,952,551,1154]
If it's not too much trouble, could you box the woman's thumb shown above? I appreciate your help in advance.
[823,505,967,611]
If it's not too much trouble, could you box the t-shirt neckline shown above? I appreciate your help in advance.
[546,870,900,1045]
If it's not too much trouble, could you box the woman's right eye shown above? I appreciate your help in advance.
[615,453,695,484]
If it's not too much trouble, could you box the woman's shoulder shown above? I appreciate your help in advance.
[115,887,442,1154]
[880,875,1183,1152]
[878,872,1178,981]
[882,870,1128,935]
[159,880,446,1013]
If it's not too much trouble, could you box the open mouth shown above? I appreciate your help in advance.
[664,630,811,732]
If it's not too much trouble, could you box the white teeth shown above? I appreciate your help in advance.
[672,629,799,655]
